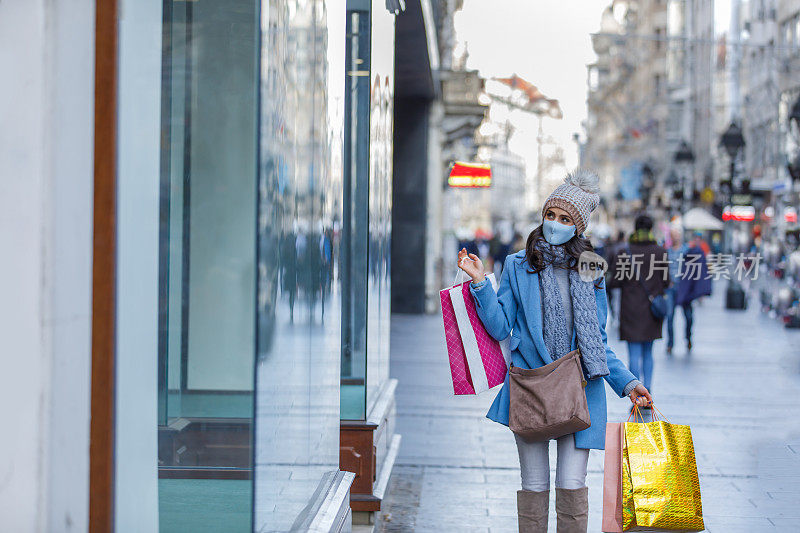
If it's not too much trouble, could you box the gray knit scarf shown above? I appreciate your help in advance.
[534,239,609,379]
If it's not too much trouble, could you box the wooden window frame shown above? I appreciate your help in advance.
[90,0,119,530]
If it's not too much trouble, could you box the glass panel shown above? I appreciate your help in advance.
[120,0,348,530]
[340,8,371,420]
[156,0,258,530]
[253,0,346,529]
[340,0,394,421]
[365,2,394,414]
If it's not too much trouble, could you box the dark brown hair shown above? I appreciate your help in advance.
[523,224,594,273]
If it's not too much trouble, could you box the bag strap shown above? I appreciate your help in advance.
[636,278,655,302]
[453,258,468,287]
[628,245,655,302]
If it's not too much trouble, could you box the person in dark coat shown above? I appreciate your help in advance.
[608,215,669,393]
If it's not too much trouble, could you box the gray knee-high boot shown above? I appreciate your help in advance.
[555,487,588,533]
[517,489,549,533]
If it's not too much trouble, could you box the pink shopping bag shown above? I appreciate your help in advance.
[440,274,509,395]
[602,422,625,532]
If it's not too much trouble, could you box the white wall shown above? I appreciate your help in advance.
[0,2,49,529]
[114,0,162,531]
[46,1,95,531]
[0,0,94,531]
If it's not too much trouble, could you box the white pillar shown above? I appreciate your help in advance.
[114,0,163,531]
[0,1,95,530]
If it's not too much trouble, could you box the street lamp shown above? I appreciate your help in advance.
[788,153,800,182]
[674,140,695,214]
[639,163,654,208]
[719,122,746,191]
[718,122,746,254]
[718,122,747,308]
[789,95,800,136]
[787,96,800,183]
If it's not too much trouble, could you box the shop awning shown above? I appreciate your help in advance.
[682,207,724,230]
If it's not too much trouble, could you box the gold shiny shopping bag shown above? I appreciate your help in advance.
[621,435,636,530]
[622,405,704,531]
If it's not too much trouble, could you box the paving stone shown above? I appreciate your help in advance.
[377,285,800,532]
[768,518,800,529]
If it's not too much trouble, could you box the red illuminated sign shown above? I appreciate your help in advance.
[448,162,492,188]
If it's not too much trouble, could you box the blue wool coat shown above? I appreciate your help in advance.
[469,251,638,450]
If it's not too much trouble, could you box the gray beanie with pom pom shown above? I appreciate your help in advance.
[541,169,601,235]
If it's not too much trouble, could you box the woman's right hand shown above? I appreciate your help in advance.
[458,248,486,283]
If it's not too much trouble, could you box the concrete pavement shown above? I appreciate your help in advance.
[378,285,800,532]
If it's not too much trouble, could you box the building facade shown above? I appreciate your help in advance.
[742,0,781,189]
[775,0,800,237]
[392,1,488,314]
[584,0,800,248]
[585,0,732,225]
[487,146,528,229]
[0,0,441,530]
[585,0,671,223]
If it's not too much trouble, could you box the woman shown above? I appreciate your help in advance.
[458,170,651,533]
[608,215,669,394]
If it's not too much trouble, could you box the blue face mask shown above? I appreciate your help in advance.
[543,219,577,245]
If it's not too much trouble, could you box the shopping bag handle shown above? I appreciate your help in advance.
[453,258,469,287]
[628,404,644,423]
[650,403,669,422]
[627,402,670,423]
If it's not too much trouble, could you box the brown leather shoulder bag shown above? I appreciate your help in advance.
[508,349,590,441]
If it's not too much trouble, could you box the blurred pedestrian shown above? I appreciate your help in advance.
[465,236,479,257]
[511,231,526,253]
[665,228,689,355]
[458,170,651,533]
[605,230,627,321]
[608,215,669,395]
[711,231,723,254]
[489,229,511,278]
[694,230,711,256]
[280,229,298,322]
[675,234,712,350]
[488,232,501,273]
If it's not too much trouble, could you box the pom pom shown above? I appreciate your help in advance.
[564,169,600,194]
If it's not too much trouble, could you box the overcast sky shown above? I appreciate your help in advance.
[454,0,607,176]
[455,0,731,184]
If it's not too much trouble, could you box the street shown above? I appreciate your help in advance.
[380,284,800,532]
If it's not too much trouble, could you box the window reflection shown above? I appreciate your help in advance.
[341,8,371,420]
[253,0,345,529]
[152,0,349,529]
[365,5,394,417]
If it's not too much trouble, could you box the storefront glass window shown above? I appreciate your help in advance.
[156,0,258,530]
[117,0,346,529]
[365,1,394,417]
[340,7,371,420]
[340,0,393,421]
[253,0,346,529]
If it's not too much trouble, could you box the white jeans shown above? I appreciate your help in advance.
[514,433,590,491]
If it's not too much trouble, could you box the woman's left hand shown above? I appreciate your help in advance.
[628,383,652,407]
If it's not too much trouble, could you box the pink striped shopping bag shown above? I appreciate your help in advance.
[440,273,510,395]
